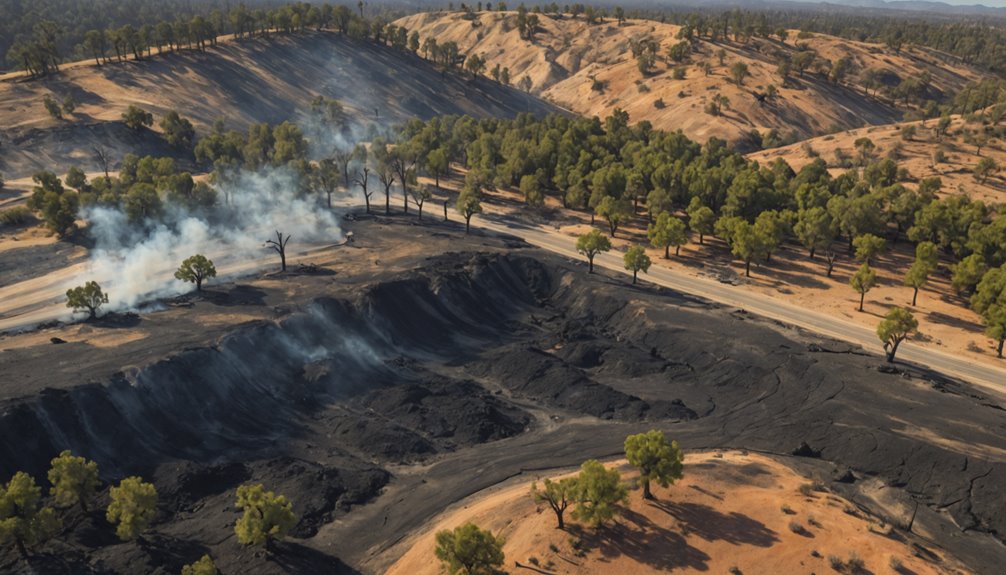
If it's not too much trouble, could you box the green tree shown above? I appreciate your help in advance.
[904,241,937,306]
[122,105,154,131]
[434,523,504,575]
[853,233,886,264]
[425,148,449,190]
[729,61,749,86]
[576,229,611,273]
[595,196,632,237]
[850,263,877,312]
[794,207,833,259]
[519,173,543,207]
[28,170,78,237]
[648,212,688,258]
[43,95,62,119]
[66,281,109,319]
[234,484,297,548]
[107,477,157,541]
[854,137,875,166]
[623,245,651,284]
[174,254,217,291]
[159,111,196,150]
[531,477,577,530]
[181,554,218,575]
[64,167,88,192]
[686,198,715,245]
[124,183,162,223]
[48,450,99,512]
[877,307,918,363]
[974,157,999,184]
[0,472,60,558]
[624,430,684,500]
[972,265,1006,357]
[456,173,483,234]
[952,254,988,296]
[572,460,627,527]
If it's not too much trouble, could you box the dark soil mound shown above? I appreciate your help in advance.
[1,248,1005,574]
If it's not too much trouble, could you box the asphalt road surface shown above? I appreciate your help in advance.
[474,212,1006,400]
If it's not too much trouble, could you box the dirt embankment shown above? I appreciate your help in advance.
[0,31,560,179]
[0,218,1004,573]
[396,11,987,145]
[388,452,967,575]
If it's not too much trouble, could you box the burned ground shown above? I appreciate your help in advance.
[0,217,1004,573]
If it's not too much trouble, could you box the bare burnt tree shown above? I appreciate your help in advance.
[266,231,292,272]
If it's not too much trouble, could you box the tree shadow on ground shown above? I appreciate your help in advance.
[924,310,984,332]
[269,541,362,574]
[570,507,712,571]
[649,500,780,548]
[202,285,268,307]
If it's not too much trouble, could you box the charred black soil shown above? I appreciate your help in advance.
[1,217,1004,574]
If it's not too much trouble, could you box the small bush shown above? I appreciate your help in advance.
[637,82,650,93]
[808,515,823,528]
[0,206,32,226]
[847,552,865,572]
[811,549,821,558]
[543,560,556,570]
[828,555,844,571]
[43,95,63,119]
[728,567,742,575]
[528,556,539,566]
[781,504,795,515]
[798,483,814,496]
[672,66,686,80]
[789,520,808,535]
[889,556,903,571]
[548,543,559,553]
[654,98,665,109]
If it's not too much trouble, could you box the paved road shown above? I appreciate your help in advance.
[473,212,1006,400]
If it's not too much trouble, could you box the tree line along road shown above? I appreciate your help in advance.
[472,212,1006,402]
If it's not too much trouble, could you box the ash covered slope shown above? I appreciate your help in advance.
[0,31,561,178]
[0,234,1004,572]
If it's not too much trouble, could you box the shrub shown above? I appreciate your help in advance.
[654,98,665,109]
[847,552,865,572]
[889,556,903,571]
[789,520,808,535]
[0,206,32,227]
[828,555,844,571]
[781,504,795,514]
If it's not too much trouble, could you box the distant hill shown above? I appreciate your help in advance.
[0,31,560,179]
[396,11,990,146]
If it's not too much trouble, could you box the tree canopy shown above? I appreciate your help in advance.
[434,523,505,575]
[624,430,684,500]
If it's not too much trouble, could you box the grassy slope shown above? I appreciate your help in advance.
[396,11,987,145]
[0,31,560,179]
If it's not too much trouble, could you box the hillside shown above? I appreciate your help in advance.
[748,114,1006,204]
[0,31,559,179]
[386,453,967,575]
[396,11,988,145]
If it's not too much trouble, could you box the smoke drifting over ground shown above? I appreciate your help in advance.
[77,167,342,314]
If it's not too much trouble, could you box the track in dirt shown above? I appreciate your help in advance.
[0,219,1004,574]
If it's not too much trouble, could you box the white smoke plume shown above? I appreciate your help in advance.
[79,166,342,312]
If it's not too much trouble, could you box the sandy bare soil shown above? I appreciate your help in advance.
[396,12,986,145]
[388,452,967,575]
[1,216,1005,574]
[0,31,559,179]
